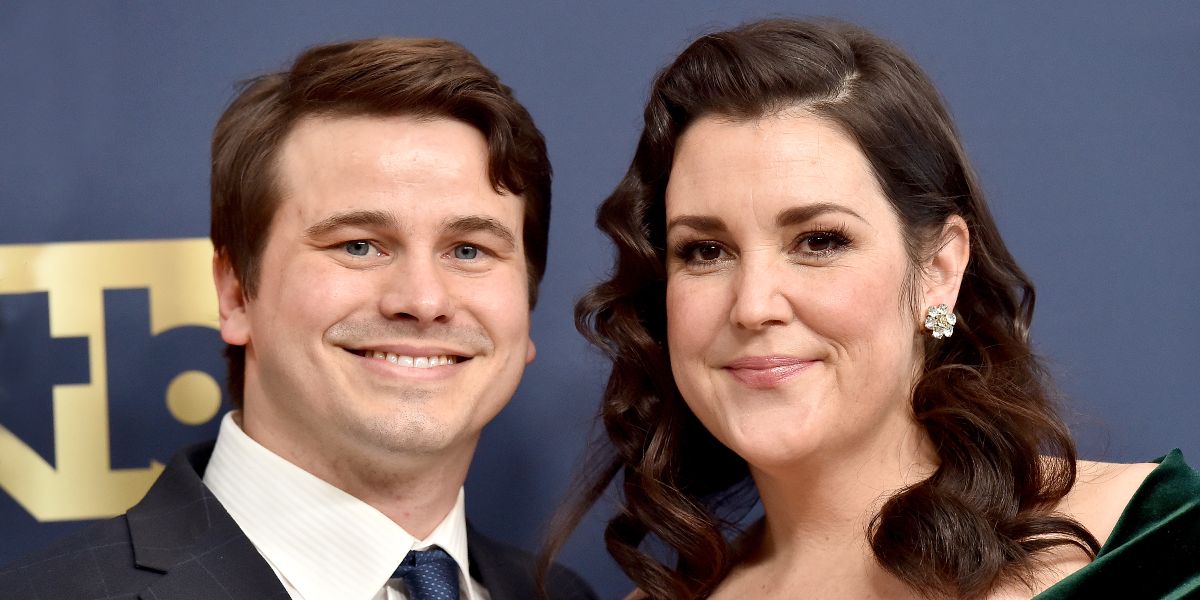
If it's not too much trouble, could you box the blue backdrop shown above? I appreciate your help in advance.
[1,2,1197,597]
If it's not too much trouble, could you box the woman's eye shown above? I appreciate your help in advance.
[797,232,849,255]
[452,244,479,260]
[344,240,375,257]
[673,241,730,266]
[690,243,725,262]
[805,234,836,253]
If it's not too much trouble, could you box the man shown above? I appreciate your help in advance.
[0,38,595,600]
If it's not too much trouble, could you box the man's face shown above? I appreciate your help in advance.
[216,115,535,469]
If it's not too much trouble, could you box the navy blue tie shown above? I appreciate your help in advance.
[392,547,461,600]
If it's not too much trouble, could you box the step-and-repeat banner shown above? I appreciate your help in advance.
[2,3,1197,596]
[0,239,227,554]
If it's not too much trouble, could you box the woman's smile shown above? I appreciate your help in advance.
[721,355,818,389]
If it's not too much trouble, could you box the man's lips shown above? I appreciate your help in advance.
[344,344,474,369]
[723,356,816,389]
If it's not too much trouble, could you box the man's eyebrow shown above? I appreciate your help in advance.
[444,216,517,248]
[776,202,866,227]
[666,215,728,235]
[304,210,398,238]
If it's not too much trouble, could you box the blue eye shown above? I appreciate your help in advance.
[453,245,479,260]
[344,241,373,256]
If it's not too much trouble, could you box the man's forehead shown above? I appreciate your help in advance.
[278,115,486,176]
[269,114,524,233]
[287,111,484,145]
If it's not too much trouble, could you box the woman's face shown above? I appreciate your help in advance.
[664,113,926,471]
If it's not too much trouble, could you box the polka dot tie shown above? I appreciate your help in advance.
[392,547,461,600]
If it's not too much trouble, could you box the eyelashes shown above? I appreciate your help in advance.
[329,239,497,265]
[670,225,853,266]
[673,240,728,263]
[342,240,384,258]
[793,226,851,256]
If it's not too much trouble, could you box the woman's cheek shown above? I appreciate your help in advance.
[796,267,898,341]
[667,276,724,356]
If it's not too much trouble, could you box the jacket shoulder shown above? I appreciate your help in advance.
[543,560,600,600]
[0,515,156,600]
[468,528,597,600]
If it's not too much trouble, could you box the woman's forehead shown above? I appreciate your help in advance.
[665,114,887,222]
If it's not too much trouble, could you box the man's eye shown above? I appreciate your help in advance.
[452,244,481,260]
[344,241,375,257]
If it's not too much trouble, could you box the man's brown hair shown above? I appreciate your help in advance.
[211,37,551,407]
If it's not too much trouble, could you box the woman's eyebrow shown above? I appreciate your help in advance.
[666,215,727,235]
[776,202,865,227]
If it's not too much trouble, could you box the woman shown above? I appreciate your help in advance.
[549,19,1199,599]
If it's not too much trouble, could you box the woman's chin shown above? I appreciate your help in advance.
[721,428,826,473]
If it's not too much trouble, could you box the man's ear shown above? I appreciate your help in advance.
[922,215,970,312]
[213,253,250,346]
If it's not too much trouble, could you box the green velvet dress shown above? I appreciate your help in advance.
[1035,450,1200,599]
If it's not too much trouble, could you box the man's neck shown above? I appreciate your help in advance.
[235,409,474,539]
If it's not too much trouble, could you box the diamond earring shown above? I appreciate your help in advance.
[924,304,956,339]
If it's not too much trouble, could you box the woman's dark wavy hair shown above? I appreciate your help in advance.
[542,18,1099,600]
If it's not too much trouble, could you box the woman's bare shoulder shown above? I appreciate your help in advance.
[984,458,1160,598]
[623,590,647,600]
[1058,458,1158,545]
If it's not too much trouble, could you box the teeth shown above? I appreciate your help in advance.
[363,351,458,368]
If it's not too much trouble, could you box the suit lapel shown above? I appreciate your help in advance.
[127,443,288,600]
[136,529,288,600]
[467,524,535,600]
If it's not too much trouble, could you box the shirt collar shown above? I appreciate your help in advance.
[203,411,476,600]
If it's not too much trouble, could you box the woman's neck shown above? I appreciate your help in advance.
[732,413,938,598]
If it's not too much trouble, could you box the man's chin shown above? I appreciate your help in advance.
[354,412,456,454]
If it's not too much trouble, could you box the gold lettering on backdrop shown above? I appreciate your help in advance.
[0,239,218,521]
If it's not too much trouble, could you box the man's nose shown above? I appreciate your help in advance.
[377,254,455,324]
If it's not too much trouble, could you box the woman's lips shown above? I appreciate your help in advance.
[723,356,816,389]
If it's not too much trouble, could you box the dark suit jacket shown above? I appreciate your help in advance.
[0,442,596,600]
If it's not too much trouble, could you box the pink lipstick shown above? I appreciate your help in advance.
[723,356,815,389]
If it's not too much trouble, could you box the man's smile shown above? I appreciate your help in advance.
[347,348,466,368]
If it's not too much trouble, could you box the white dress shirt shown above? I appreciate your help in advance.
[203,412,489,600]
